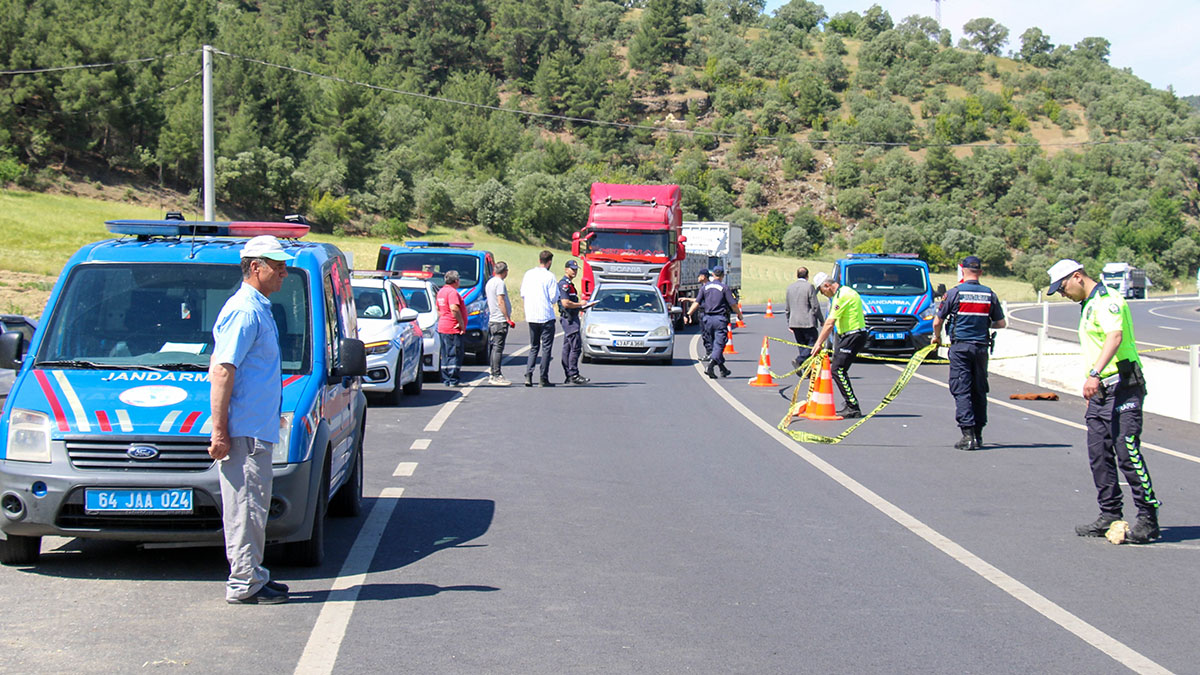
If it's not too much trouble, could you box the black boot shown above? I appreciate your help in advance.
[1126,512,1161,544]
[954,427,978,451]
[704,362,717,379]
[524,373,533,387]
[718,363,731,378]
[837,406,862,419]
[1075,514,1120,537]
[974,426,983,447]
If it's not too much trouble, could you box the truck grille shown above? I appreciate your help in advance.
[66,438,214,472]
[865,315,918,331]
[55,490,223,531]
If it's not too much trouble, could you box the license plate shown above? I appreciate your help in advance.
[85,488,193,514]
[873,332,905,341]
[613,339,644,348]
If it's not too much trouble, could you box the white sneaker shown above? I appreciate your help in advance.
[489,376,512,386]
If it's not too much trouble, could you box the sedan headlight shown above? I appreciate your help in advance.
[274,413,293,465]
[6,409,52,463]
[647,325,671,338]
[364,340,392,355]
[586,323,610,338]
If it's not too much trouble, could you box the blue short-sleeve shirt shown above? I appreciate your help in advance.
[212,282,282,443]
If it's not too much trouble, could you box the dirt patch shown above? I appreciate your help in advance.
[0,271,57,318]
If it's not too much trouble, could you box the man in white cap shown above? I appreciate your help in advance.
[811,271,867,418]
[1047,259,1160,544]
[208,235,293,604]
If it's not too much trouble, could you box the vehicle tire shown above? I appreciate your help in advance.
[403,349,423,395]
[581,353,592,364]
[330,430,364,518]
[0,534,41,566]
[386,355,405,405]
[284,454,328,567]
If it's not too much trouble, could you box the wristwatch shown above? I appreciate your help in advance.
[1088,368,1101,379]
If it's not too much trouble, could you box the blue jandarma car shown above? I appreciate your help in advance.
[0,217,367,566]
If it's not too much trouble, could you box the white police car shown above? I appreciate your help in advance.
[389,272,442,379]
[350,272,424,402]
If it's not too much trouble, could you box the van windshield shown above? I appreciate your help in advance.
[35,263,311,373]
[387,253,480,288]
[845,264,927,296]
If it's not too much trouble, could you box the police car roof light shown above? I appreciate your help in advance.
[400,270,434,279]
[105,219,310,239]
[402,240,474,249]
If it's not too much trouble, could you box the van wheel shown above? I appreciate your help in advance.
[284,456,328,567]
[330,433,364,518]
[403,349,423,395]
[0,534,41,566]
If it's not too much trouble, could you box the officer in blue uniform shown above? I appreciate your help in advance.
[931,256,1007,451]
[558,260,590,385]
[687,266,744,379]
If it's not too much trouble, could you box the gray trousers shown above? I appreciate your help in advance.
[219,436,273,600]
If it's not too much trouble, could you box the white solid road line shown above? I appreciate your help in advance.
[392,462,418,477]
[293,492,404,675]
[898,367,1200,466]
[692,336,1172,675]
[410,439,431,450]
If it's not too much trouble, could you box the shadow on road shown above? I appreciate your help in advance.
[287,582,499,604]
[1157,525,1200,544]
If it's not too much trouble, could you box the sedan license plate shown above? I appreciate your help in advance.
[613,339,645,348]
[85,488,193,514]
[873,331,905,341]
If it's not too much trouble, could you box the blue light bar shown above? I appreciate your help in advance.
[403,240,474,249]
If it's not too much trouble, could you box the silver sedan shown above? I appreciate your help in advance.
[581,284,678,365]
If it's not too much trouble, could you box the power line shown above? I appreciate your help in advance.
[213,49,1200,150]
[0,50,196,75]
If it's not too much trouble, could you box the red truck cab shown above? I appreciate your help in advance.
[571,183,687,306]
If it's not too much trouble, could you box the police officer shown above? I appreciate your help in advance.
[558,260,591,385]
[1047,259,1160,543]
[931,255,1007,451]
[811,271,867,418]
[688,266,744,379]
[686,269,712,358]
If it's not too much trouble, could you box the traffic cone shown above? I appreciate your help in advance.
[735,302,746,328]
[749,337,775,387]
[765,300,775,318]
[723,325,738,355]
[792,354,843,421]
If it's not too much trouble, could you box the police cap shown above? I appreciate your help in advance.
[564,259,579,270]
[961,255,982,270]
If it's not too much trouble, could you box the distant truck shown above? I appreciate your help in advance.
[1101,262,1148,299]
[681,221,742,295]
[572,184,706,323]
[830,253,938,354]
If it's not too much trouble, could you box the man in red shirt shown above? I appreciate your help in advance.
[436,269,467,387]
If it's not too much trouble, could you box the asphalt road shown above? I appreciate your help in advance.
[1007,297,1200,364]
[3,314,1200,674]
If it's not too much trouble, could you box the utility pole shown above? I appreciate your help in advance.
[933,0,943,26]
[202,45,214,221]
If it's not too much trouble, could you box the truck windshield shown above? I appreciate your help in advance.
[589,231,668,257]
[387,253,480,288]
[591,288,665,313]
[35,263,311,373]
[845,264,927,297]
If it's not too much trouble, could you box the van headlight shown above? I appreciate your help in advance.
[586,324,610,338]
[647,325,670,338]
[919,305,936,320]
[274,413,293,465]
[6,409,52,463]
[467,298,487,317]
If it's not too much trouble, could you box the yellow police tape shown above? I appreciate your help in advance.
[764,336,1199,445]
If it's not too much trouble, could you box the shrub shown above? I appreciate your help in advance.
[307,192,353,232]
[835,188,871,219]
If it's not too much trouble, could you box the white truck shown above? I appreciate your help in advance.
[1101,262,1148,299]
[682,221,742,295]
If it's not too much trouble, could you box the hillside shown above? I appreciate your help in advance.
[2,1,1199,290]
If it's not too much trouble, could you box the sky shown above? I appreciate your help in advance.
[762,0,1200,96]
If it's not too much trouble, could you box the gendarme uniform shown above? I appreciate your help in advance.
[697,276,737,369]
[936,278,1004,445]
[1078,282,1159,523]
[829,284,866,413]
[558,272,583,380]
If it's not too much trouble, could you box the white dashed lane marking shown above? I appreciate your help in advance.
[392,462,418,477]
[410,439,431,450]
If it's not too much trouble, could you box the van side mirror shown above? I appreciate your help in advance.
[331,338,367,381]
[934,283,947,299]
[0,331,25,370]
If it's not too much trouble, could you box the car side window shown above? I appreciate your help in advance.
[323,272,341,369]
[390,284,406,312]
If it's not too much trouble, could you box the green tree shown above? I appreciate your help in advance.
[771,0,826,31]
[629,0,690,70]
[1018,27,1053,66]
[962,17,1009,56]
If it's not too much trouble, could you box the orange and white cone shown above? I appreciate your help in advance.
[749,337,775,387]
[765,300,775,318]
[735,302,746,328]
[791,353,843,421]
[723,325,738,355]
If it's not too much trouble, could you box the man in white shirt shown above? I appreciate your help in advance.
[520,249,559,387]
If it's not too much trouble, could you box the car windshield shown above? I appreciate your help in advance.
[845,264,927,297]
[398,287,432,313]
[591,288,664,313]
[589,231,668,257]
[35,263,311,373]
[353,286,390,320]
[388,252,480,288]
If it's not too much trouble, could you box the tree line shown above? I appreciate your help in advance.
[1,0,1198,287]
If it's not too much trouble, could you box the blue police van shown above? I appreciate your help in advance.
[0,216,367,566]
[831,253,941,354]
[375,241,494,362]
